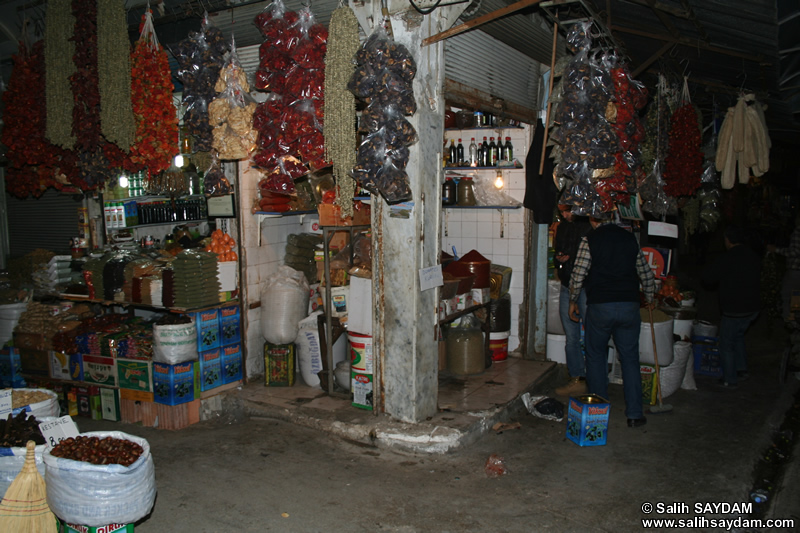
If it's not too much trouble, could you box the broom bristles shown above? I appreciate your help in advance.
[0,441,58,533]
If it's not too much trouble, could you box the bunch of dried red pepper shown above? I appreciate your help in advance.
[663,103,703,197]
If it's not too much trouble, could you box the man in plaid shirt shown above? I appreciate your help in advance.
[569,214,655,428]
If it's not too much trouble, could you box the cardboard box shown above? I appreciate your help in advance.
[199,348,223,391]
[90,392,103,420]
[317,202,370,226]
[82,355,118,387]
[324,286,349,318]
[188,309,220,351]
[18,348,50,376]
[264,343,295,386]
[50,351,71,380]
[348,276,373,336]
[456,292,473,310]
[62,521,134,533]
[219,304,241,346]
[351,371,373,410]
[489,264,512,300]
[76,386,100,418]
[119,388,154,403]
[153,361,199,406]
[69,352,84,382]
[566,394,610,446]
[100,387,121,421]
[0,348,25,388]
[117,358,153,392]
[222,343,243,384]
[13,332,52,352]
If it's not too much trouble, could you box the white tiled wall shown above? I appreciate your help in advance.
[441,125,532,353]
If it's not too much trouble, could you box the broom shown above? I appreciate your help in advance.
[0,440,58,532]
[647,306,673,414]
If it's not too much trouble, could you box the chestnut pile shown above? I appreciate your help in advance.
[50,436,143,467]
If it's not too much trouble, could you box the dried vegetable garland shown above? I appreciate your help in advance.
[253,0,329,196]
[1,42,76,198]
[324,5,360,217]
[129,10,179,175]
[44,0,76,149]
[663,82,703,197]
[97,0,136,151]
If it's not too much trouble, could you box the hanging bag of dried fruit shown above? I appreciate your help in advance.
[129,9,179,175]
[173,11,229,153]
[663,78,703,197]
[209,36,259,160]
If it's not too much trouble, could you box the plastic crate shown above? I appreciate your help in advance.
[692,335,722,378]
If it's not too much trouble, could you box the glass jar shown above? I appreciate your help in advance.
[457,177,476,206]
[442,177,457,206]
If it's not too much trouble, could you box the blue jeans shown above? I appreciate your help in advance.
[559,285,587,378]
[585,301,643,420]
[719,312,758,384]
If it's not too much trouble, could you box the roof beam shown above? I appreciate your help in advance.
[679,0,709,42]
[643,0,680,37]
[614,0,688,18]
[631,41,674,78]
[610,24,769,64]
[422,0,545,47]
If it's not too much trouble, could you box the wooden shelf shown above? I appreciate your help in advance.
[254,209,316,216]
[58,295,239,314]
[443,205,521,210]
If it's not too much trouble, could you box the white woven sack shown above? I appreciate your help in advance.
[12,388,59,419]
[44,431,156,526]
[678,341,697,390]
[153,318,198,364]
[659,341,692,399]
[0,416,61,499]
[296,311,323,387]
[260,265,310,345]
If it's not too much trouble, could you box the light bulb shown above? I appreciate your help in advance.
[494,175,504,189]
[118,175,129,188]
[174,154,184,168]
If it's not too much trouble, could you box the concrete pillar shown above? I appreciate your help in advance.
[525,223,549,358]
[351,2,463,422]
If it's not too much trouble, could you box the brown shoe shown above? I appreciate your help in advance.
[555,377,587,397]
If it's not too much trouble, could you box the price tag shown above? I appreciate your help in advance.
[419,265,443,292]
[39,416,80,448]
[0,389,11,419]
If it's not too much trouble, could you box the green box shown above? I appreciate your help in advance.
[62,521,134,533]
[117,358,153,392]
[90,394,103,420]
[100,387,121,422]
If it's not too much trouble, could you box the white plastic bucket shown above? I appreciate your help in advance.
[348,332,373,374]
[693,320,718,338]
[0,302,27,346]
[489,331,510,362]
[546,333,567,364]
[639,315,674,366]
[546,280,565,335]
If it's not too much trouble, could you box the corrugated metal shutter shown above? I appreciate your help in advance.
[6,189,81,257]
[445,30,542,113]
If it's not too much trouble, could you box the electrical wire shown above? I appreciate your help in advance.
[408,0,471,16]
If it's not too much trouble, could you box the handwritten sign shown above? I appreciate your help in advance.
[419,265,443,292]
[0,389,11,419]
[39,416,80,448]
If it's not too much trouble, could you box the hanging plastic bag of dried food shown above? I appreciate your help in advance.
[289,5,328,69]
[209,37,259,160]
[203,153,232,197]
[253,94,288,170]
[586,121,618,169]
[375,157,412,204]
[383,104,418,149]
[640,160,670,218]
[259,155,307,195]
[566,20,592,53]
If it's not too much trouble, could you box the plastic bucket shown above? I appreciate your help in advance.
[489,331,510,362]
[348,332,373,374]
[639,311,674,367]
[546,333,567,364]
[693,320,718,338]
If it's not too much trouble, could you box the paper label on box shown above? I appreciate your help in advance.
[39,415,80,447]
[0,389,11,419]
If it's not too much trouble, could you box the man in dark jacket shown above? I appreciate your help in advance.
[702,225,761,388]
[553,206,592,396]
[569,215,655,428]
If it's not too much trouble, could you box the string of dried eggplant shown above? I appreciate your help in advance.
[44,0,76,149]
[324,5,361,217]
[97,0,135,151]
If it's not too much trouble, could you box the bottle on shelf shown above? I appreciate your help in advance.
[442,177,457,206]
[488,137,498,167]
[468,138,478,166]
[456,177,476,206]
[481,137,489,167]
[448,139,457,167]
[456,139,464,167]
[496,137,505,163]
[503,137,514,162]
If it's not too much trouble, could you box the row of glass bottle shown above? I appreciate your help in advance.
[445,137,513,168]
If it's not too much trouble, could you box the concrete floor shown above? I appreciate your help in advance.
[70,310,800,533]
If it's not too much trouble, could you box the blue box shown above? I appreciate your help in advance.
[69,353,84,382]
[566,394,610,447]
[188,309,220,350]
[153,361,200,406]
[221,343,243,384]
[219,304,241,346]
[692,336,722,378]
[199,348,222,391]
[0,348,25,388]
